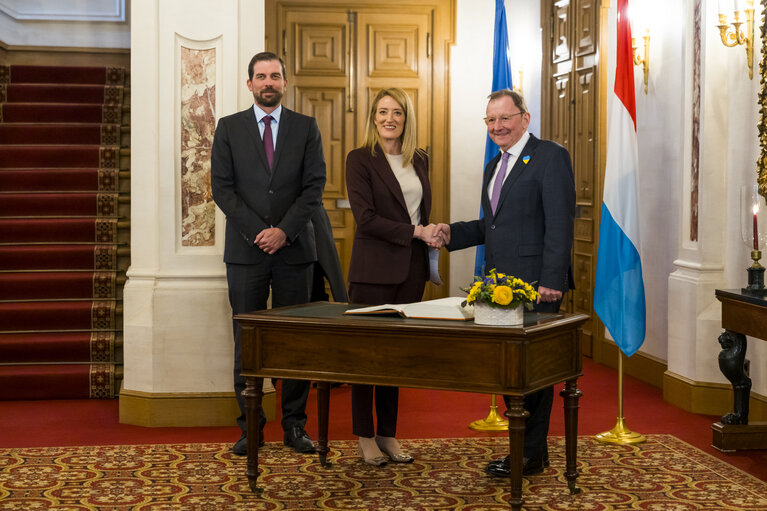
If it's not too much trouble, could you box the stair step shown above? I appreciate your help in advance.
[0,123,120,145]
[0,145,119,169]
[0,103,122,124]
[0,192,121,217]
[0,271,122,300]
[0,332,116,363]
[0,300,120,333]
[0,244,126,271]
[4,65,125,86]
[3,84,123,105]
[0,218,122,243]
[0,168,122,192]
[0,363,116,400]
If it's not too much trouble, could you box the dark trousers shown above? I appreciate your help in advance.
[226,259,312,433]
[503,297,563,460]
[348,242,427,438]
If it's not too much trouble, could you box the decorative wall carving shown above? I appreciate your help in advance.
[758,0,767,200]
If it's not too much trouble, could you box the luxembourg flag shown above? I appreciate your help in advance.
[593,0,646,357]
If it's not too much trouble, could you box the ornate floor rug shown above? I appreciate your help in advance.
[1,435,765,510]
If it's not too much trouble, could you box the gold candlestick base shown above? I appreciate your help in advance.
[595,417,646,445]
[468,394,508,431]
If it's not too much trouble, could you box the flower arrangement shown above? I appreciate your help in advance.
[462,268,539,310]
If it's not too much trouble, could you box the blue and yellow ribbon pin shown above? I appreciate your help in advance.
[522,155,531,164]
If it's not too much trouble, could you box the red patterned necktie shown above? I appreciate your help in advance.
[490,152,511,214]
[263,115,274,170]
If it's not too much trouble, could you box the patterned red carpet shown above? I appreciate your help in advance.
[1,435,765,510]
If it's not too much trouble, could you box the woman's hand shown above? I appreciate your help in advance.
[414,224,446,248]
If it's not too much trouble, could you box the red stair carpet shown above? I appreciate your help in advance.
[0,64,128,399]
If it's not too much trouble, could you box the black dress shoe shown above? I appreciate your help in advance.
[284,425,316,453]
[232,416,266,456]
[232,432,265,456]
[484,455,549,477]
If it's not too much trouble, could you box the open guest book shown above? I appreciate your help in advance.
[344,296,474,321]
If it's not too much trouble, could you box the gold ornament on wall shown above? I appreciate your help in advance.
[759,0,767,199]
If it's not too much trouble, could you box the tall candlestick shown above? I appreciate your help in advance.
[754,204,760,250]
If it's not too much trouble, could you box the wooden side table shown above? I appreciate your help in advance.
[712,289,767,451]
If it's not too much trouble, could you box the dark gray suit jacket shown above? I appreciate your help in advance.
[448,134,575,292]
[311,205,348,302]
[211,106,326,265]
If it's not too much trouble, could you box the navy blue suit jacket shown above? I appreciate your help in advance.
[448,134,575,292]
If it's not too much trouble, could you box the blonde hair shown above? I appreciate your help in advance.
[361,88,423,167]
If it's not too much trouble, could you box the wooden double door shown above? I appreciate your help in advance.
[265,0,453,299]
[541,0,602,356]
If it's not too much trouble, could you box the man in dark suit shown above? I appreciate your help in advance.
[211,51,326,456]
[437,89,575,477]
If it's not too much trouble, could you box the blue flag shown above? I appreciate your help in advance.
[474,0,513,277]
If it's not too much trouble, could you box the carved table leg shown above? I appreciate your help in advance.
[560,378,582,495]
[316,381,331,467]
[718,330,752,425]
[244,376,264,493]
[504,396,529,511]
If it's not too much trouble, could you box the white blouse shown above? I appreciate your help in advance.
[385,153,422,226]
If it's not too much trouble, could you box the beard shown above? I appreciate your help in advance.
[255,87,283,108]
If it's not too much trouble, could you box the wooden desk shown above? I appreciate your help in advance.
[236,302,589,510]
[712,289,767,451]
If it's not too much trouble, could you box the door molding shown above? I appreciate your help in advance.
[266,0,456,296]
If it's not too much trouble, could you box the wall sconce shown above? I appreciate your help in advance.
[513,69,524,95]
[632,30,650,94]
[717,0,754,79]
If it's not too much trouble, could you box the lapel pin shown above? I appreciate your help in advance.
[522,155,531,164]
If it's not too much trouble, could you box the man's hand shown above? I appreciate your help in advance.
[435,223,451,247]
[415,223,451,248]
[255,227,287,254]
[537,285,562,304]
[415,224,441,248]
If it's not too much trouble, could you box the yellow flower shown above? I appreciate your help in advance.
[492,285,513,306]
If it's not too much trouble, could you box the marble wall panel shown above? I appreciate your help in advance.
[180,46,216,246]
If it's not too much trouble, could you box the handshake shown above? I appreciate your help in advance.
[414,223,451,249]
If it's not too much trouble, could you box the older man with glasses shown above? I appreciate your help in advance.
[436,88,576,477]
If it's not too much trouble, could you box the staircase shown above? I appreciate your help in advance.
[0,65,130,399]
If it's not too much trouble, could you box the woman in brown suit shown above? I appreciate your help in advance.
[345,88,441,465]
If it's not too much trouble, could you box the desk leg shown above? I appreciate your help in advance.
[560,378,582,495]
[717,330,751,425]
[243,376,263,493]
[504,396,528,511]
[316,381,331,467]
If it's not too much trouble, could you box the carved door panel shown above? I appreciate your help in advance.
[543,0,599,356]
[267,1,449,300]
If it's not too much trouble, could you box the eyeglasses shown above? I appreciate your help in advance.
[483,112,526,126]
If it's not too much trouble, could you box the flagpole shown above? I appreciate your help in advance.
[595,351,645,444]
[468,394,508,431]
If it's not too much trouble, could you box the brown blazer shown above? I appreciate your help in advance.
[345,145,431,285]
